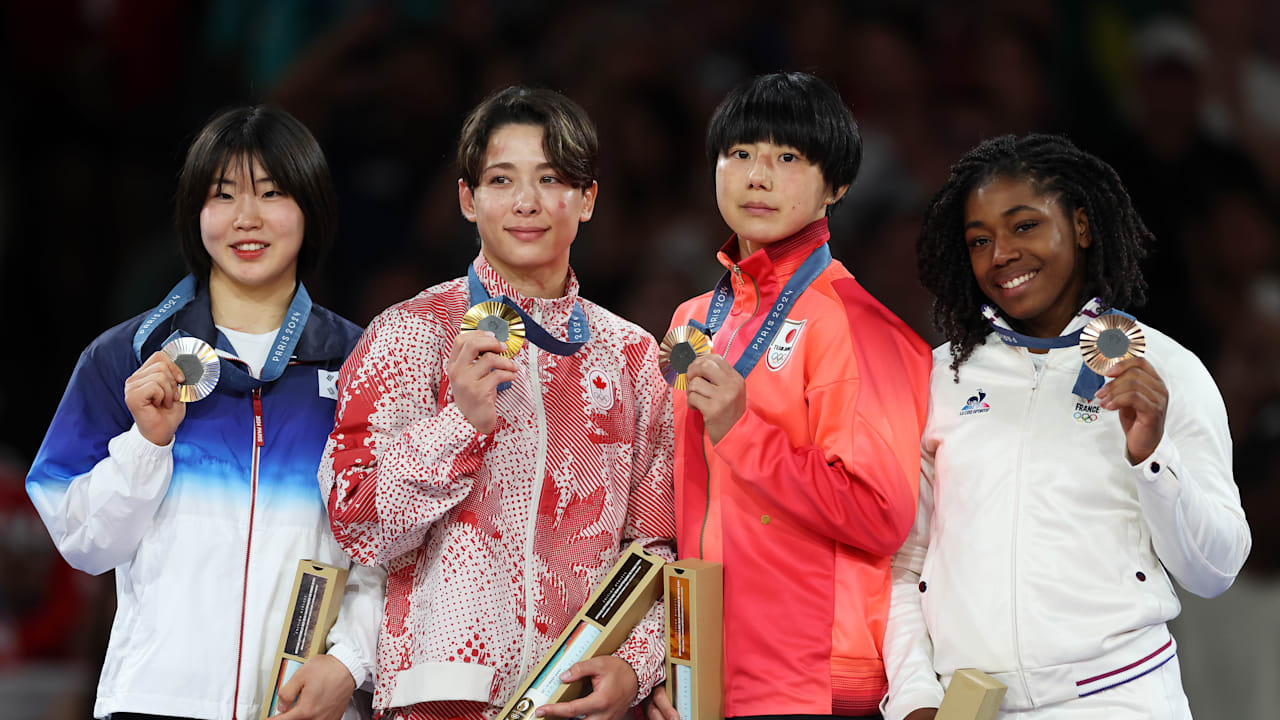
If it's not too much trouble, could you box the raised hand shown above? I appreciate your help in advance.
[1095,356,1168,463]
[124,351,188,445]
[447,330,519,433]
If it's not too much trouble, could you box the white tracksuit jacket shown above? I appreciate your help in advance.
[881,313,1251,719]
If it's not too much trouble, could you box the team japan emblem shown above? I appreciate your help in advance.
[766,319,806,371]
[586,368,614,410]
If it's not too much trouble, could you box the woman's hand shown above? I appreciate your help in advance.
[1096,356,1169,463]
[124,352,187,445]
[535,656,639,720]
[447,331,519,434]
[643,684,679,720]
[685,355,747,445]
[272,654,356,720]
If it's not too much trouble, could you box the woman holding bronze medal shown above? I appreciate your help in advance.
[881,135,1252,720]
[26,106,381,720]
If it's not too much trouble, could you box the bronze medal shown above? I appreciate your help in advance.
[659,326,711,389]
[1080,314,1146,373]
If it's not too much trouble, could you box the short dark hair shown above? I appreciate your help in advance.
[457,86,599,190]
[175,105,337,282]
[917,134,1152,376]
[705,72,862,208]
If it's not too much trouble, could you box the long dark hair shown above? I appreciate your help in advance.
[918,134,1152,376]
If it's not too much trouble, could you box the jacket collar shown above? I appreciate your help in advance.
[716,217,831,282]
[138,279,343,365]
[471,252,583,336]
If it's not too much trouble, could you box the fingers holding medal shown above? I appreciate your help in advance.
[450,303,523,433]
[1087,316,1167,463]
[126,337,218,445]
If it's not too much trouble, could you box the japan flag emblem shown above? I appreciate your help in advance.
[765,319,806,371]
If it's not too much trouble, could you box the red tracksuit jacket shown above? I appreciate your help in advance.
[669,218,931,716]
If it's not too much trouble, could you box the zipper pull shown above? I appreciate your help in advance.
[732,264,744,290]
[252,388,265,447]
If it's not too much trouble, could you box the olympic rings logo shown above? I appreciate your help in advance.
[1074,411,1099,423]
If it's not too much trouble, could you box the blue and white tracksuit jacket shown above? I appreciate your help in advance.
[26,280,383,720]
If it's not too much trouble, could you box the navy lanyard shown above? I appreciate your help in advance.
[133,275,312,384]
[982,301,1136,399]
[700,243,831,378]
[467,265,590,356]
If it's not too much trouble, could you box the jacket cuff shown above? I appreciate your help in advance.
[431,403,498,457]
[613,623,665,706]
[123,422,176,453]
[1128,432,1183,500]
[880,686,945,720]
[711,405,765,460]
[324,642,369,691]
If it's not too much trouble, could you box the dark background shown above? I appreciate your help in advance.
[1,1,1278,717]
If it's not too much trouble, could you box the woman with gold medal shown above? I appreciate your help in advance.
[881,134,1252,720]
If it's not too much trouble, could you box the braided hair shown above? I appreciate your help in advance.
[917,134,1153,377]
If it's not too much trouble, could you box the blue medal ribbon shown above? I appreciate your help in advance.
[700,243,831,378]
[982,301,1137,399]
[467,265,590,355]
[134,275,313,385]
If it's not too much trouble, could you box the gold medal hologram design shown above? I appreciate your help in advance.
[659,325,711,389]
[162,336,221,402]
[1080,314,1146,374]
[461,301,526,358]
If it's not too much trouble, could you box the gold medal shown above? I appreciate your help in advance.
[659,326,711,389]
[162,336,220,402]
[461,301,525,358]
[1080,314,1146,373]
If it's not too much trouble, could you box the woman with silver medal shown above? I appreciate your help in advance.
[26,106,381,720]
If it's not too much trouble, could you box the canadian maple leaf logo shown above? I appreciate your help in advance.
[592,375,607,389]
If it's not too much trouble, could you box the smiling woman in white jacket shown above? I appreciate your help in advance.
[881,134,1251,720]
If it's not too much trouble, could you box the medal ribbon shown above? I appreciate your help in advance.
[675,241,831,560]
[982,299,1136,399]
[467,265,590,355]
[133,274,313,384]
[700,243,831,378]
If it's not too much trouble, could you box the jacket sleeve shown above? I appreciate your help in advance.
[1131,351,1251,598]
[611,337,678,704]
[320,306,494,567]
[26,341,175,576]
[324,561,387,690]
[712,310,931,556]
[880,431,946,720]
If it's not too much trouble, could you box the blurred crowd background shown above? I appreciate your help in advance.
[1,0,1278,718]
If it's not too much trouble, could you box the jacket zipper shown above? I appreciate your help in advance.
[232,387,265,718]
[1010,356,1042,706]
[699,264,760,557]
[721,264,761,358]
[519,305,549,675]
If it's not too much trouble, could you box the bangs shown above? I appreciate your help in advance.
[704,72,861,194]
[706,92,829,163]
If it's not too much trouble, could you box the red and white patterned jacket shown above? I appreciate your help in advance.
[320,253,676,718]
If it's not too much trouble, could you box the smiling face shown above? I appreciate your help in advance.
[459,123,596,298]
[963,174,1092,338]
[714,140,844,254]
[200,155,304,297]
